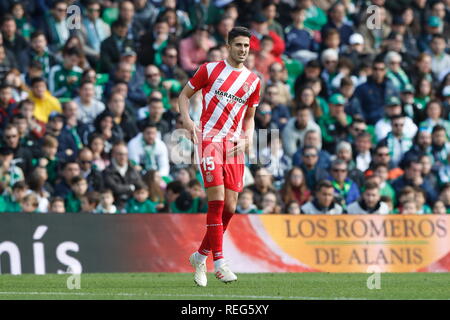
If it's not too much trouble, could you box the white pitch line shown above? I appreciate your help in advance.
[0,291,368,300]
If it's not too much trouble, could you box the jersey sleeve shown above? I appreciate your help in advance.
[187,63,208,91]
[247,79,261,108]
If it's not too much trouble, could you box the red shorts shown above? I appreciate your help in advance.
[196,139,245,192]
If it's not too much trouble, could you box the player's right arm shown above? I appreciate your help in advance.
[178,63,209,144]
[179,85,200,144]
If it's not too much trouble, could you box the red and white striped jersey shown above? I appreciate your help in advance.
[188,59,261,142]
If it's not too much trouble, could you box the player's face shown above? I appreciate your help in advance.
[228,36,250,65]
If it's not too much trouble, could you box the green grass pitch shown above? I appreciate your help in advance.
[0,273,449,300]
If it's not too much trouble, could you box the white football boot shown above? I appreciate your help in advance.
[189,252,207,287]
[214,260,237,283]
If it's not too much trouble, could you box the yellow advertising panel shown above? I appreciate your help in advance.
[259,215,450,272]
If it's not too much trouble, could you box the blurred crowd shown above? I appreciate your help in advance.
[0,0,449,215]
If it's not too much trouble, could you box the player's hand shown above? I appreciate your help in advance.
[182,118,201,144]
[227,138,248,158]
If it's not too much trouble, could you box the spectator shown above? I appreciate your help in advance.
[401,128,432,167]
[417,16,443,53]
[77,147,103,192]
[137,97,170,136]
[419,153,438,193]
[106,92,138,142]
[142,170,165,211]
[1,14,29,73]
[267,62,292,108]
[46,113,79,162]
[373,163,397,206]
[392,159,438,205]
[254,36,278,80]
[321,2,354,46]
[379,114,413,167]
[299,145,329,190]
[430,124,450,170]
[41,0,72,52]
[249,12,285,62]
[236,188,260,214]
[49,196,65,213]
[91,110,125,153]
[247,167,277,209]
[262,83,291,130]
[103,141,143,208]
[428,34,450,80]
[65,176,88,213]
[139,65,181,110]
[27,166,51,213]
[282,105,321,158]
[179,25,215,75]
[284,6,318,64]
[375,96,418,142]
[212,15,235,46]
[20,193,39,213]
[261,191,282,214]
[352,58,399,125]
[99,19,134,73]
[347,181,390,214]
[0,44,17,80]
[95,189,118,214]
[328,158,360,209]
[1,124,33,175]
[366,145,404,181]
[0,146,24,190]
[27,77,62,124]
[127,121,170,176]
[80,191,101,213]
[48,47,83,99]
[159,45,189,86]
[318,93,352,153]
[80,0,111,65]
[385,51,411,92]
[125,181,157,213]
[74,81,106,125]
[292,129,331,170]
[53,161,81,198]
[399,199,418,214]
[419,100,450,134]
[432,200,447,214]
[280,166,311,207]
[88,133,110,171]
[26,31,58,79]
[301,179,344,215]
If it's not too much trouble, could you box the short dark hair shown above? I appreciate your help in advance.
[30,77,46,87]
[315,180,333,192]
[227,26,251,44]
[83,191,101,206]
[166,181,185,194]
[432,124,446,134]
[12,181,28,190]
[30,30,46,40]
[364,181,379,192]
[112,18,128,30]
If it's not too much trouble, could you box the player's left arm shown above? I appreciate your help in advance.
[242,106,256,154]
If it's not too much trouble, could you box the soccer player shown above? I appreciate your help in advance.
[178,27,261,286]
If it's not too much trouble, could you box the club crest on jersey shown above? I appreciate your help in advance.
[243,82,249,93]
[206,171,214,183]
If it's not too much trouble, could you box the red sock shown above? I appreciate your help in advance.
[199,200,224,261]
[198,209,234,257]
